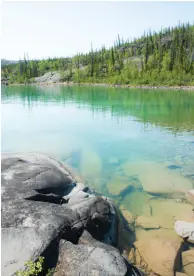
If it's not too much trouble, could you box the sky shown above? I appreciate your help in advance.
[1,1,194,60]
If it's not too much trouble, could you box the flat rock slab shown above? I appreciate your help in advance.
[135,216,160,229]
[122,162,192,195]
[182,250,194,276]
[134,238,181,276]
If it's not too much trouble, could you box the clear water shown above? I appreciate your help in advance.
[1,85,194,251]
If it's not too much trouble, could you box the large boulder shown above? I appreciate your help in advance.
[54,230,140,276]
[1,153,119,276]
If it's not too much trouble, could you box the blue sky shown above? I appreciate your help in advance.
[1,1,194,60]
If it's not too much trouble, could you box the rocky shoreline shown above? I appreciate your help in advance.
[1,153,143,276]
[7,81,194,91]
[2,71,194,90]
[2,153,194,276]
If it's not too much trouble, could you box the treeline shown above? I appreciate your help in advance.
[2,22,194,86]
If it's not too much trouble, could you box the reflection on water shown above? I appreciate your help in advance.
[1,85,194,257]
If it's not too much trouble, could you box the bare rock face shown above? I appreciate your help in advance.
[1,153,140,276]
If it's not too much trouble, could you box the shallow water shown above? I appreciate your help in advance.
[1,85,194,252]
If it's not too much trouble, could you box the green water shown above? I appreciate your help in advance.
[1,85,194,250]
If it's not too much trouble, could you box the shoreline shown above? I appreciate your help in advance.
[5,81,194,91]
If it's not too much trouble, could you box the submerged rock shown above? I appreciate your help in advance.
[108,157,120,165]
[120,206,135,231]
[107,176,134,196]
[134,238,182,276]
[148,198,194,228]
[135,216,160,230]
[186,190,194,206]
[122,161,192,195]
[182,250,194,276]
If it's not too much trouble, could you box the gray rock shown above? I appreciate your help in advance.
[34,72,61,83]
[54,231,141,276]
[1,153,119,276]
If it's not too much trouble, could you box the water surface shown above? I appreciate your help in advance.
[2,85,194,251]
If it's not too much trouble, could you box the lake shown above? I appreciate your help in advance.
[1,84,194,252]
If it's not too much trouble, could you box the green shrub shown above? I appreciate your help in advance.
[15,257,44,276]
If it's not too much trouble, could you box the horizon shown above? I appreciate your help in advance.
[1,1,194,60]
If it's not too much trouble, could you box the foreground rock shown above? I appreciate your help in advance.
[54,230,141,276]
[1,152,139,276]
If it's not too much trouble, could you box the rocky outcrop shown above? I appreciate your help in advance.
[1,152,139,276]
[34,72,61,84]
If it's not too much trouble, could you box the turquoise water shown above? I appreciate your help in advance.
[1,84,194,251]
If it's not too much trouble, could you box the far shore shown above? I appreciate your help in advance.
[5,81,194,91]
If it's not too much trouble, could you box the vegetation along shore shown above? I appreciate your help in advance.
[1,23,194,87]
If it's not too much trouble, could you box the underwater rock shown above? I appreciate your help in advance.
[108,157,120,165]
[79,148,102,179]
[121,162,192,195]
[128,248,136,264]
[182,250,194,276]
[149,198,194,228]
[134,238,182,276]
[121,191,153,216]
[186,190,194,206]
[120,206,135,231]
[135,216,160,230]
[107,176,134,196]
[135,228,182,244]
